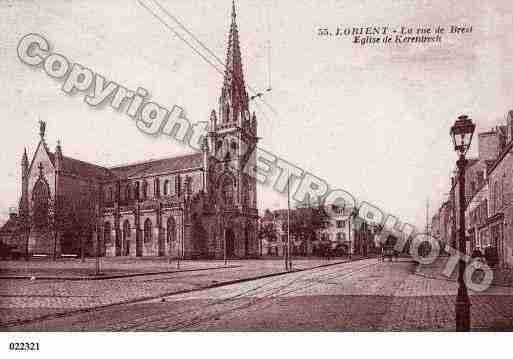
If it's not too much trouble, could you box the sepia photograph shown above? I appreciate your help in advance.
[0,0,512,357]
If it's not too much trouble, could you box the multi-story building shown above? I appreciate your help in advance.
[438,200,452,250]
[318,207,354,255]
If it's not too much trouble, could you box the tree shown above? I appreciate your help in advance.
[58,188,98,261]
[287,205,328,255]
[258,216,277,255]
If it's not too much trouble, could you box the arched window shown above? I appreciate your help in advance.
[123,220,131,238]
[222,176,234,205]
[32,179,50,228]
[104,222,111,244]
[134,182,140,200]
[167,217,176,243]
[144,218,152,243]
[242,178,249,205]
[125,184,131,201]
[163,180,169,196]
[176,175,182,197]
[154,178,160,198]
[186,176,193,195]
[142,181,148,200]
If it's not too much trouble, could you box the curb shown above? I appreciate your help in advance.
[0,257,370,329]
[0,265,241,281]
[414,268,513,289]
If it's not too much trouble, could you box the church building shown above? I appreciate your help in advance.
[12,3,260,259]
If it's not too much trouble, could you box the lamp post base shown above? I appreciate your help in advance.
[455,286,471,331]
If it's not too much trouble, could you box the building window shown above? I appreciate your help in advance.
[163,180,169,196]
[144,218,152,243]
[142,181,148,200]
[125,184,131,201]
[493,182,499,212]
[167,217,176,243]
[134,182,140,200]
[176,175,182,197]
[222,177,234,205]
[336,220,345,228]
[154,178,160,198]
[104,222,111,244]
[123,220,131,238]
[32,179,50,228]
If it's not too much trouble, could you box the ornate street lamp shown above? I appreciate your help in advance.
[450,114,475,332]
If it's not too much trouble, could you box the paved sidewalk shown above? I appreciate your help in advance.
[0,256,355,279]
[380,271,513,331]
[416,256,513,288]
[0,257,356,326]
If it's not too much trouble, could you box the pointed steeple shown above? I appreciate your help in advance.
[200,136,209,153]
[22,148,29,168]
[210,109,217,131]
[55,140,62,157]
[21,148,29,181]
[219,0,249,125]
[55,140,63,172]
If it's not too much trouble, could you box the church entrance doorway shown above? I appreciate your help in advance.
[115,229,121,256]
[136,230,143,257]
[122,221,130,256]
[225,228,235,258]
[158,231,165,257]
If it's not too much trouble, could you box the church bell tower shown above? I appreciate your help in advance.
[209,1,258,210]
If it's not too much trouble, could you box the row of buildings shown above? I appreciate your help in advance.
[258,207,377,257]
[431,111,513,268]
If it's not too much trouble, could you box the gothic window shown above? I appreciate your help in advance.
[125,184,131,201]
[134,182,140,200]
[231,141,238,151]
[176,175,182,197]
[154,178,160,198]
[167,217,176,244]
[163,180,169,196]
[104,222,111,244]
[32,179,50,228]
[123,220,131,238]
[222,176,234,205]
[242,178,249,205]
[187,176,193,195]
[144,218,152,243]
[142,181,148,200]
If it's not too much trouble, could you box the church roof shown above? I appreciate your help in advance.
[60,155,116,181]
[110,153,203,179]
[0,216,22,236]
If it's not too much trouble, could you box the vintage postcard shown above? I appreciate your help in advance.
[0,0,512,356]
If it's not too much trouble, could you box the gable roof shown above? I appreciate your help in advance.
[110,153,203,179]
[0,216,22,236]
[59,155,116,181]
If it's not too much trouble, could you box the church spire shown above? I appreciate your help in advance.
[219,0,249,125]
[22,148,29,168]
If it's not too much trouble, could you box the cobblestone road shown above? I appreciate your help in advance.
[3,258,511,331]
[0,258,349,326]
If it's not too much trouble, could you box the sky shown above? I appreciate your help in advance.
[0,0,512,230]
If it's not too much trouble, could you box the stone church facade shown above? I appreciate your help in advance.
[15,3,259,259]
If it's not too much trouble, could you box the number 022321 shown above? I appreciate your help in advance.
[9,342,40,351]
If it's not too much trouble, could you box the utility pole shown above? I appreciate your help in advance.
[287,178,292,271]
[426,198,430,236]
[224,226,227,266]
